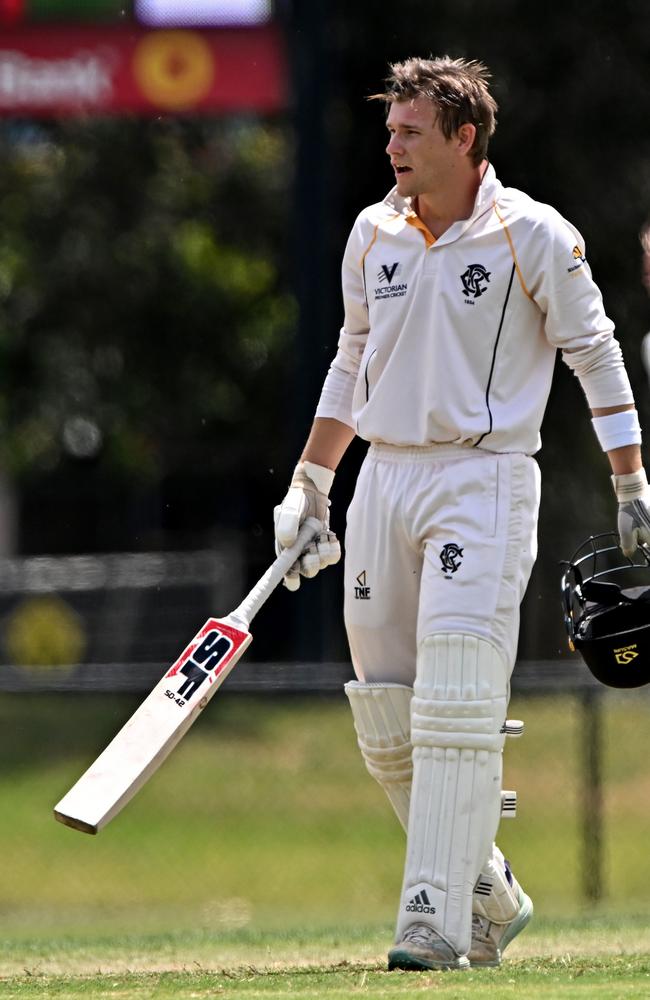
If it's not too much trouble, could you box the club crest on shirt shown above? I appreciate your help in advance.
[460,263,491,300]
[440,543,464,578]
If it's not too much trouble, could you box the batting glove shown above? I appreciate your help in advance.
[613,468,650,557]
[274,461,341,591]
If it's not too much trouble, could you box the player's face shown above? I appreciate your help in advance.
[385,97,459,198]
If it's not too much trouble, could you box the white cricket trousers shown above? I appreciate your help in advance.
[344,443,541,685]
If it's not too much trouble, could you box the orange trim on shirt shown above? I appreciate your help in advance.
[360,224,380,270]
[493,201,533,301]
[406,211,436,248]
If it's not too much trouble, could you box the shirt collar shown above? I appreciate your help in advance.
[383,162,502,243]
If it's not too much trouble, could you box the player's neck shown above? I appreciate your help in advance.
[414,161,486,240]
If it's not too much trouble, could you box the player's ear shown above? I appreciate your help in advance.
[456,123,476,157]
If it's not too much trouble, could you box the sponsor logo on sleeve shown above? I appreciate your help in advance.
[567,245,586,273]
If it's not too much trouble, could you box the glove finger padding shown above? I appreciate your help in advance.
[298,531,342,577]
[273,505,302,590]
[283,564,301,592]
[315,530,341,568]
[300,542,321,579]
[274,462,337,590]
[274,488,310,550]
[618,501,650,557]
[613,469,650,557]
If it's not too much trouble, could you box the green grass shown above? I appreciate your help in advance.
[1,690,650,994]
[4,963,650,999]
[1,691,650,936]
[1,922,650,997]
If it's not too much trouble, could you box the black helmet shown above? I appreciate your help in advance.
[561,532,650,688]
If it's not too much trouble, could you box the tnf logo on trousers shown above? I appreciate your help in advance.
[354,571,371,599]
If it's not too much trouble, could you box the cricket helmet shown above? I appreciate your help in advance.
[561,532,650,688]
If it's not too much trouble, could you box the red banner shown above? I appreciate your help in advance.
[0,24,287,116]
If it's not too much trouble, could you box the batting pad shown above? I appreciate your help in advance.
[344,681,413,832]
[396,634,508,956]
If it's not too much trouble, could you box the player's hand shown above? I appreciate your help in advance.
[274,461,341,590]
[613,469,650,557]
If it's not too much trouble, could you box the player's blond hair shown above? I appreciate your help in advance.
[369,56,497,166]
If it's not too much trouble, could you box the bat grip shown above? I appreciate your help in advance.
[231,516,322,627]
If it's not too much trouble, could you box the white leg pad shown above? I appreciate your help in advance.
[396,634,509,956]
[473,844,521,924]
[344,681,413,832]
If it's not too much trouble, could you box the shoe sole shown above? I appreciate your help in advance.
[388,948,470,972]
[471,889,534,969]
[500,890,533,953]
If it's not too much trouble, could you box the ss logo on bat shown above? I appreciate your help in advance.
[176,630,233,701]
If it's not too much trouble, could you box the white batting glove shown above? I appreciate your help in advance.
[613,468,650,557]
[274,461,341,591]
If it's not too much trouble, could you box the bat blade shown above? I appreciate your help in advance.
[53,516,322,835]
[54,615,252,834]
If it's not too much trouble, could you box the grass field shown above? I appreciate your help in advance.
[1,922,650,997]
[1,690,649,995]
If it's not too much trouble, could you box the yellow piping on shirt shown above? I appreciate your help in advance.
[360,223,380,270]
[359,211,434,270]
[406,212,436,248]
[493,201,534,301]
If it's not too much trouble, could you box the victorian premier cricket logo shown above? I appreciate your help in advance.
[374,261,408,300]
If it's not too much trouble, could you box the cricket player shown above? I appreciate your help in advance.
[274,56,650,970]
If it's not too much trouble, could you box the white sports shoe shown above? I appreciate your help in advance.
[469,881,533,967]
[388,924,470,971]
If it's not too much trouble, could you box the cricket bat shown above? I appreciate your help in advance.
[53,517,322,835]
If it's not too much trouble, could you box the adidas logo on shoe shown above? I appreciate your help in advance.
[474,877,493,898]
[405,889,436,914]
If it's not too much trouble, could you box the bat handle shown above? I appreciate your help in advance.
[231,516,323,627]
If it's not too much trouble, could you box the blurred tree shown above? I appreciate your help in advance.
[0,116,294,552]
[2,0,650,660]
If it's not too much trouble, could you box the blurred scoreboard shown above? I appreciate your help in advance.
[0,0,285,116]
[0,1,274,26]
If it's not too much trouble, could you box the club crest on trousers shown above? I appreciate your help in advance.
[440,543,464,578]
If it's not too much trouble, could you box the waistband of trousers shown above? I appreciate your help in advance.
[368,441,487,463]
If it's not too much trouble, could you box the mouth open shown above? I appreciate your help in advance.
[395,166,412,174]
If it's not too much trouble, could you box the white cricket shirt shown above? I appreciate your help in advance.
[316,164,633,454]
